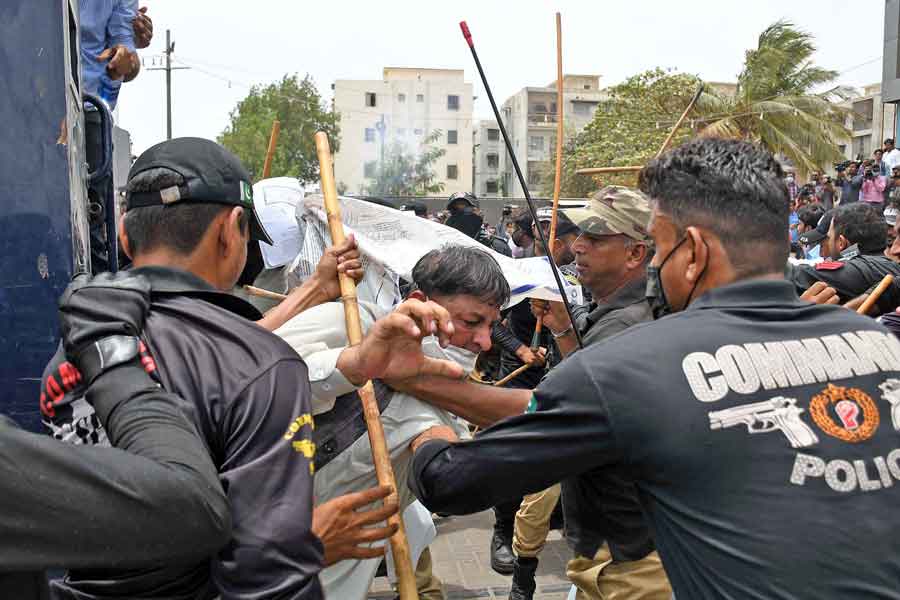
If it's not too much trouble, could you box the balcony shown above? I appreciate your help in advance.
[528,113,557,126]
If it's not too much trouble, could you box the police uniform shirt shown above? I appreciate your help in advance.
[561,274,655,561]
[45,266,323,600]
[576,275,652,349]
[790,249,900,313]
[410,279,900,598]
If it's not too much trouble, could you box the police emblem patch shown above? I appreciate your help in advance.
[809,384,879,443]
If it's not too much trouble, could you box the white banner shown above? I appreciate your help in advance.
[301,193,580,308]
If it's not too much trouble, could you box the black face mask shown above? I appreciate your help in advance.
[645,235,707,319]
[645,236,685,319]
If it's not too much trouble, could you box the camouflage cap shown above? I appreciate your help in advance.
[562,185,651,241]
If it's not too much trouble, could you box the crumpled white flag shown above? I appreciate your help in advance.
[300,193,581,309]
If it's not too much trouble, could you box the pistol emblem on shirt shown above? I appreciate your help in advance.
[878,379,900,431]
[709,397,819,449]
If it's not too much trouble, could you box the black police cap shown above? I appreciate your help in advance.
[126,137,273,245]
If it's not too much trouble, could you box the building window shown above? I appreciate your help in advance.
[528,169,540,186]
[532,102,548,113]
[364,161,377,178]
[447,164,458,179]
[365,92,377,107]
[398,93,406,103]
[414,128,423,136]
[447,95,460,111]
[416,93,425,103]
[447,130,458,144]
[583,84,591,90]
[486,153,499,168]
[365,128,376,142]
[572,102,590,115]
[486,180,499,194]
[529,136,544,152]
[487,128,500,142]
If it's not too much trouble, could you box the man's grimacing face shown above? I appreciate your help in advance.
[411,292,500,354]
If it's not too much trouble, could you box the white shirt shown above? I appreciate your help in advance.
[883,148,900,171]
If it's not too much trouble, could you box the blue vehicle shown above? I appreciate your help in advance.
[0,0,119,431]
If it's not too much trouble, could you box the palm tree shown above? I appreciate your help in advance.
[697,20,849,176]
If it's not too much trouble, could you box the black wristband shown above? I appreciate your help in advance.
[74,335,142,386]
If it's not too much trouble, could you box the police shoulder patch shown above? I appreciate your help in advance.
[815,261,845,271]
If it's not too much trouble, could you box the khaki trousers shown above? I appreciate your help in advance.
[415,547,445,600]
[512,484,561,558]
[566,543,671,600]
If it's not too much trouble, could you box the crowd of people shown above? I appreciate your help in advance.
[5,132,900,600]
[3,3,900,599]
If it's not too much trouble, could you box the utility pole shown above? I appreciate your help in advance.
[165,29,172,139]
[145,30,189,140]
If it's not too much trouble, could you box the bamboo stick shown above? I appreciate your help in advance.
[654,84,704,158]
[575,165,644,175]
[262,119,281,179]
[494,363,532,387]
[242,285,287,302]
[856,274,894,315]
[314,131,418,600]
[574,84,703,176]
[531,13,565,352]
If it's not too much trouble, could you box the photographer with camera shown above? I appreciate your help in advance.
[819,174,836,210]
[835,160,863,205]
[860,159,888,213]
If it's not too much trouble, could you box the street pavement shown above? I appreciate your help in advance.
[369,509,572,600]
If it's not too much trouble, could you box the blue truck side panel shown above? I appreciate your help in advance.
[0,0,90,431]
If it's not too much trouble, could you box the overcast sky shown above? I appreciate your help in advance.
[117,0,887,156]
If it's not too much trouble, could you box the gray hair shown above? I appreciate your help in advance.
[410,244,510,307]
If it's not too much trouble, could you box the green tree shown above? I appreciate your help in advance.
[548,68,703,196]
[218,74,340,183]
[553,21,847,197]
[696,20,848,176]
[364,130,446,196]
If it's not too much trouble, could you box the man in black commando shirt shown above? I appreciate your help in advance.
[410,138,900,599]
[49,138,461,600]
[0,273,230,598]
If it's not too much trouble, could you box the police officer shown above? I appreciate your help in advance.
[1,272,229,598]
[445,192,512,257]
[519,186,669,600]
[790,202,900,313]
[409,138,900,598]
[44,138,459,600]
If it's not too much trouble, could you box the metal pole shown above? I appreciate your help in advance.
[165,29,172,140]
[459,21,583,348]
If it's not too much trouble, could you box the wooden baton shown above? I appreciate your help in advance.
[530,13,565,353]
[856,274,894,315]
[242,285,287,302]
[314,132,418,600]
[261,119,281,179]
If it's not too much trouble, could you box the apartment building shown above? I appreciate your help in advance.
[497,74,605,198]
[837,83,897,162]
[472,119,503,197]
[332,67,473,196]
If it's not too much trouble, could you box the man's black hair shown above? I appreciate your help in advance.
[831,203,887,254]
[124,167,245,256]
[798,203,826,229]
[411,244,510,307]
[638,137,789,276]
